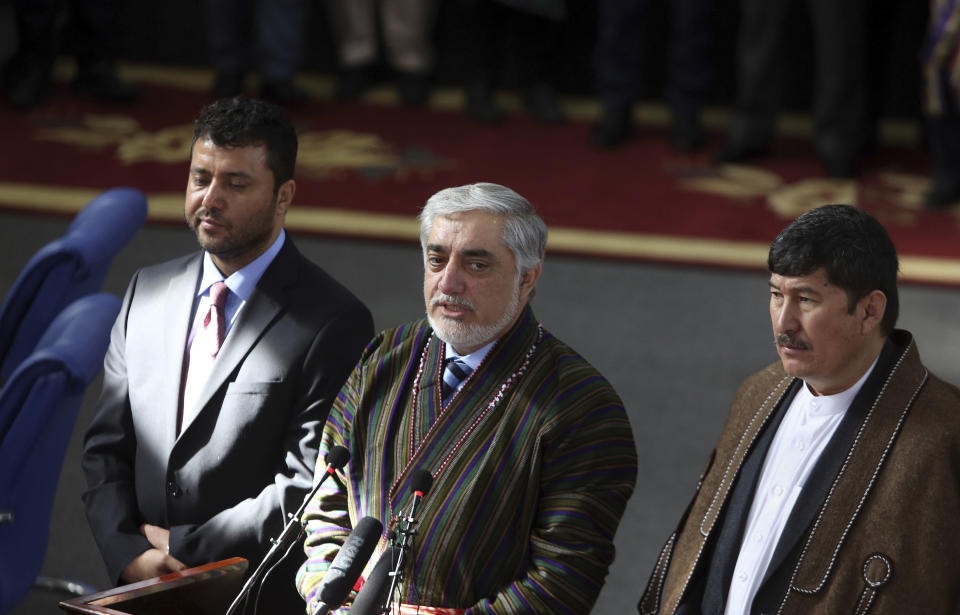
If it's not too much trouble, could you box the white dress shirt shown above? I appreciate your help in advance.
[724,357,879,615]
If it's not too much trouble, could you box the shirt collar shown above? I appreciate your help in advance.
[444,338,496,372]
[196,229,286,300]
[798,353,881,416]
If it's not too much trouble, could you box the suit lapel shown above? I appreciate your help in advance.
[700,379,799,613]
[182,241,299,438]
[698,374,795,538]
[157,256,202,447]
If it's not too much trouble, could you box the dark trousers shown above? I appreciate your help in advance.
[453,0,562,88]
[728,0,868,163]
[202,0,310,81]
[13,0,117,68]
[928,113,960,195]
[594,0,714,114]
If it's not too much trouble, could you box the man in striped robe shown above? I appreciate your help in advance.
[296,182,638,614]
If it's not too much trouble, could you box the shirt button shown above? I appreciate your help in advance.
[755,533,764,543]
[167,481,181,498]
[794,438,805,451]
[738,572,749,582]
[773,485,784,497]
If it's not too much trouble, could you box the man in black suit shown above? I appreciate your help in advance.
[82,97,374,611]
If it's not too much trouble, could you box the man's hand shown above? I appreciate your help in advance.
[141,523,170,552]
[119,548,187,583]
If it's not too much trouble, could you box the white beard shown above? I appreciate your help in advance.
[427,281,522,353]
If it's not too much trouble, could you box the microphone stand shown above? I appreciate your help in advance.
[381,503,422,613]
[225,462,343,615]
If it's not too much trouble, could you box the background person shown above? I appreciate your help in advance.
[202,0,312,103]
[591,0,714,152]
[714,0,868,178]
[326,0,438,107]
[3,0,137,109]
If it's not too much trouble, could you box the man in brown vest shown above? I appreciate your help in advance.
[639,204,960,615]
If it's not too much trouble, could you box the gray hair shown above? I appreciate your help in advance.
[418,183,548,273]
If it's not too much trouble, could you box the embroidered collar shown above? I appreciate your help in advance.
[385,323,544,526]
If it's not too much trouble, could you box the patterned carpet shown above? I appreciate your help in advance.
[1,62,958,284]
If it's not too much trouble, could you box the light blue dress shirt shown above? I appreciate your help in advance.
[186,229,286,348]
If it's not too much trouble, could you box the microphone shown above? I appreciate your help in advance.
[352,469,434,614]
[322,445,351,479]
[350,546,398,615]
[408,469,433,520]
[224,445,351,615]
[312,516,383,615]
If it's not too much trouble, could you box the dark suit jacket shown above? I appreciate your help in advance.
[82,238,374,610]
[639,330,960,615]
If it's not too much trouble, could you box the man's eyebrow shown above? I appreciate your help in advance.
[768,280,823,296]
[189,167,253,180]
[425,245,495,259]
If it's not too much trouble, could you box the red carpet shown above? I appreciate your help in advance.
[1,64,958,285]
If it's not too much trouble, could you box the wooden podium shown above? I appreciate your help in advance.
[58,558,248,615]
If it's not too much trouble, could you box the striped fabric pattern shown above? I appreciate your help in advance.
[297,307,638,614]
[925,0,960,114]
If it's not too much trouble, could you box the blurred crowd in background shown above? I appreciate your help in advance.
[1,0,958,206]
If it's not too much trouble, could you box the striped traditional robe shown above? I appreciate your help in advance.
[296,306,638,614]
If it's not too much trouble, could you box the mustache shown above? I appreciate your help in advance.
[193,208,226,225]
[775,333,812,351]
[431,293,476,310]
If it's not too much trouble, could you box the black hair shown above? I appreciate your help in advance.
[191,97,298,193]
[767,204,899,335]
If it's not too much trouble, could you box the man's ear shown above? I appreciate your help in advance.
[860,290,887,335]
[276,179,296,217]
[519,263,542,300]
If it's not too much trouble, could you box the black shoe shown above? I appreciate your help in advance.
[671,109,704,153]
[4,54,51,109]
[714,141,768,165]
[260,79,308,104]
[337,65,376,100]
[523,83,565,124]
[589,105,631,149]
[465,83,502,124]
[212,71,245,98]
[73,61,138,103]
[396,71,430,107]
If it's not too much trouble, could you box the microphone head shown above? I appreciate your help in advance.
[317,516,382,609]
[411,469,433,495]
[325,445,350,470]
